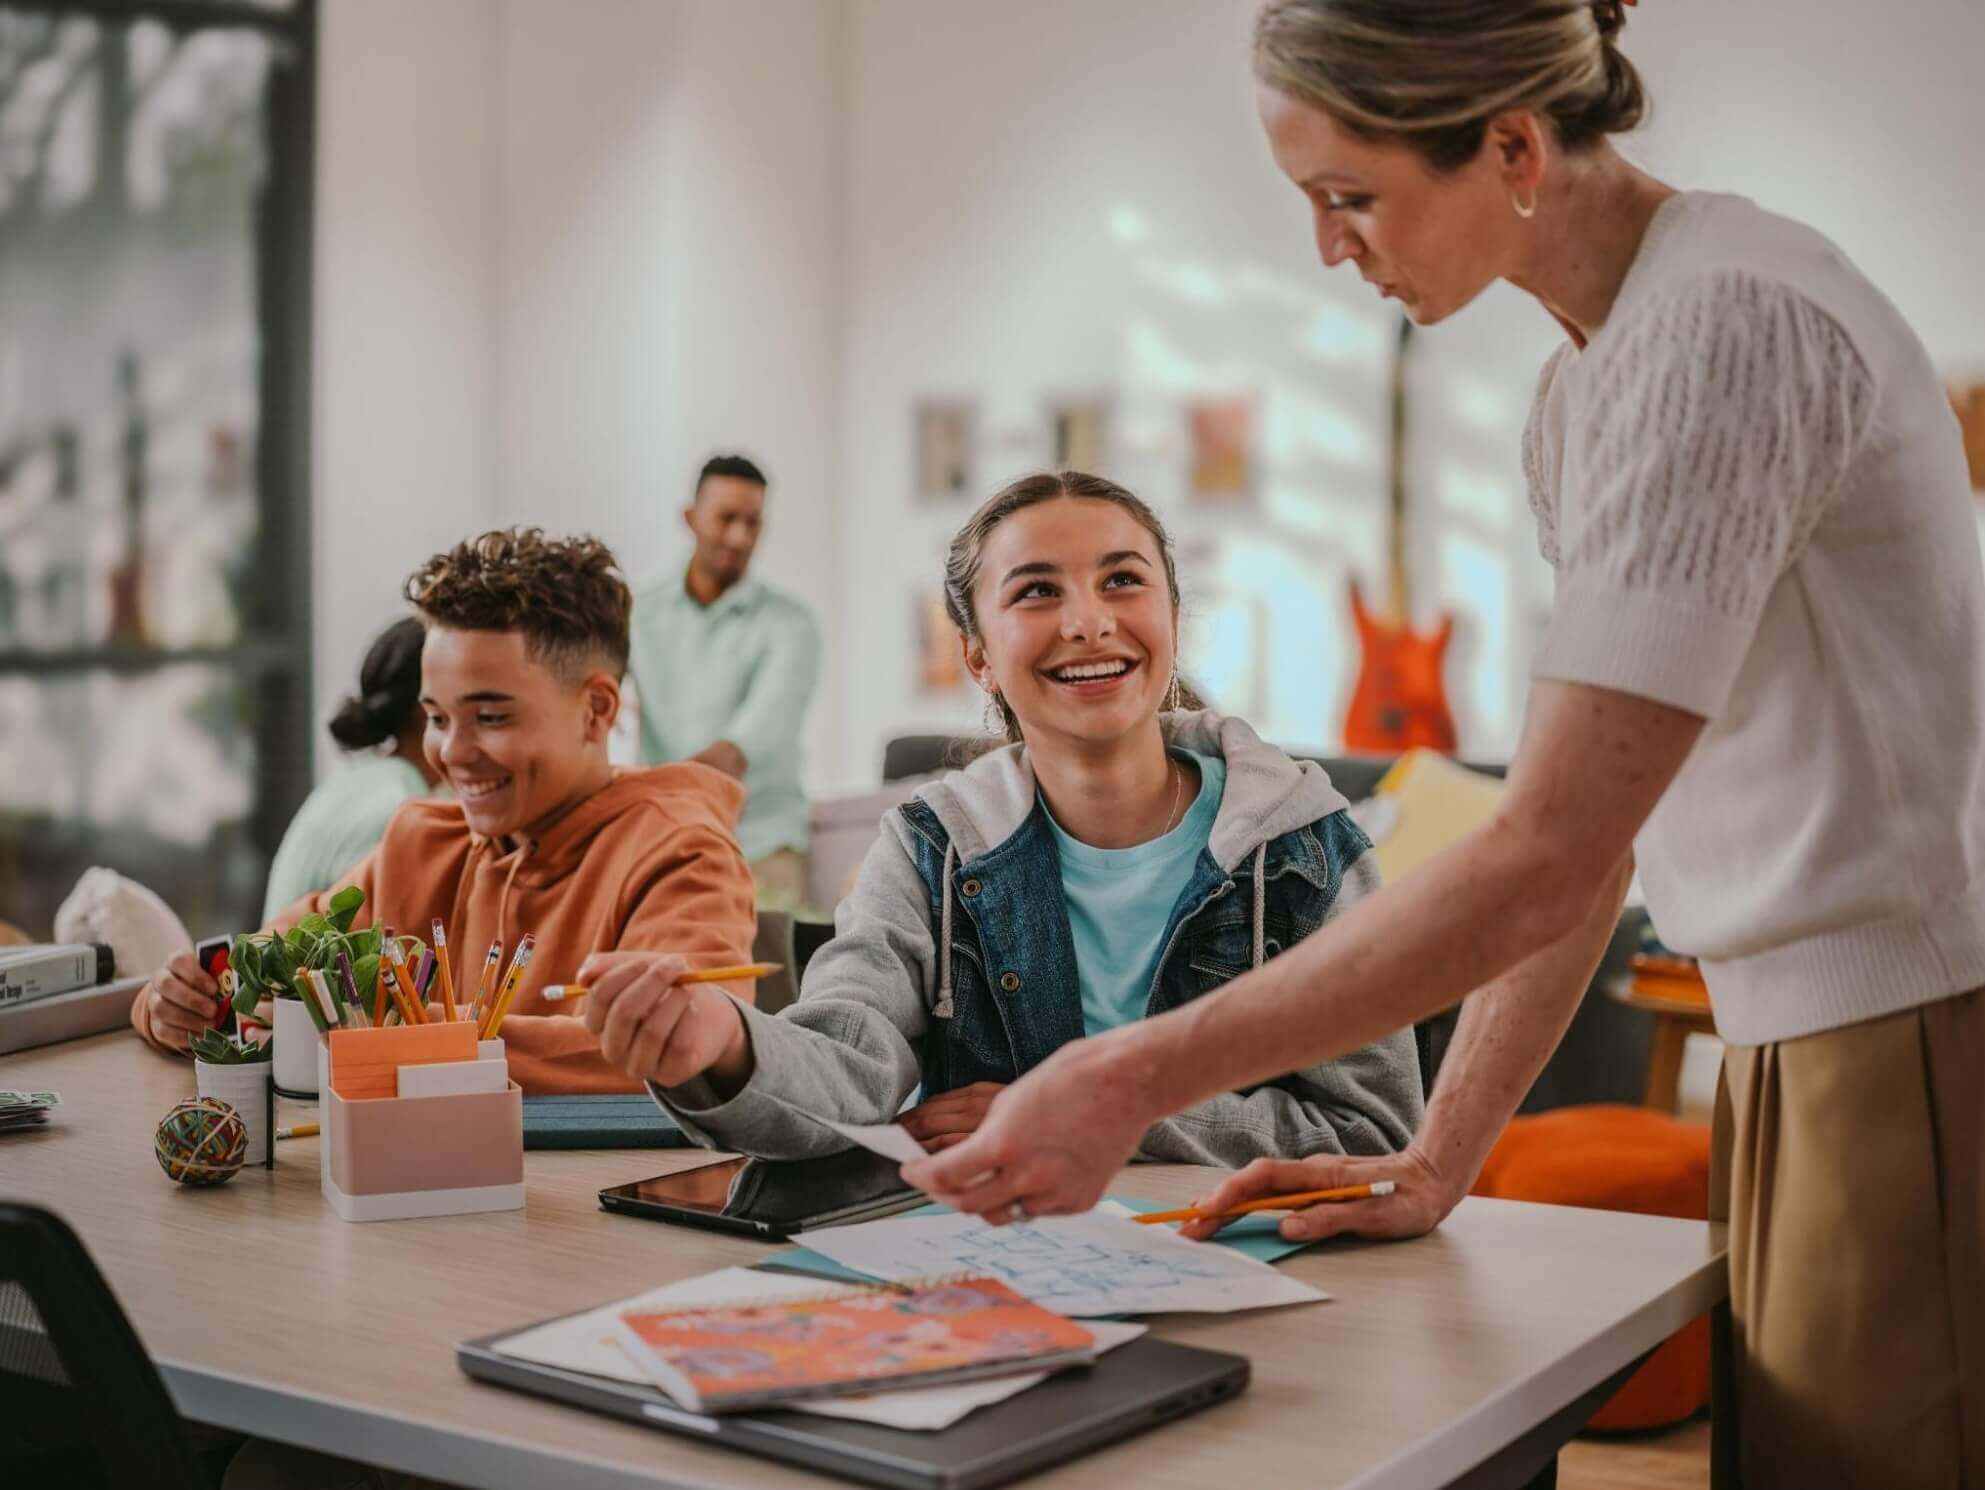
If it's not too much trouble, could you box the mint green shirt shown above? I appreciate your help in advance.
[1042,751,1227,1038]
[261,755,430,920]
[627,573,821,862]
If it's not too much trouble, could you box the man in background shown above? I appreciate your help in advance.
[630,455,821,907]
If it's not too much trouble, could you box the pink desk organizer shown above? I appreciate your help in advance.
[318,1025,523,1222]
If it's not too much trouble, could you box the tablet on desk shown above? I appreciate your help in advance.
[599,1146,925,1239]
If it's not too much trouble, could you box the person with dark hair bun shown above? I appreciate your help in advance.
[910,6,1985,1484]
[260,616,441,919]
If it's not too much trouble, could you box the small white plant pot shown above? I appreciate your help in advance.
[271,996,322,1095]
[195,1058,273,1165]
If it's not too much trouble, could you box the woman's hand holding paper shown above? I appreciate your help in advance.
[898,1082,1006,1152]
[903,1031,1156,1222]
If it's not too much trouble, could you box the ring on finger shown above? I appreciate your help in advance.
[1005,1199,1031,1225]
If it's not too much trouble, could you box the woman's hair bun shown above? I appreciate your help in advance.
[327,616,426,753]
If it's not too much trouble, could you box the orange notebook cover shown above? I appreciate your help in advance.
[613,1275,1097,1414]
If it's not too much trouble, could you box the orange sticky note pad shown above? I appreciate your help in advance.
[328,1023,478,1100]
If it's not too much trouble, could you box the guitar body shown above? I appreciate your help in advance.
[1344,580,1457,753]
[1344,315,1458,754]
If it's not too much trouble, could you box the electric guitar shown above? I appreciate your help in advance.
[1342,317,1457,753]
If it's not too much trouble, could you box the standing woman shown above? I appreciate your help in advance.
[907,5,1985,1487]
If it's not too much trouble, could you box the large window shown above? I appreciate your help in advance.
[0,0,313,939]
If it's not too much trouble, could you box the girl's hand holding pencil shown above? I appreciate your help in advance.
[575,950,764,1094]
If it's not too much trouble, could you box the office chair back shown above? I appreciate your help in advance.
[0,1202,212,1489]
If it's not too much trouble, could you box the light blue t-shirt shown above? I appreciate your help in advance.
[1042,751,1227,1038]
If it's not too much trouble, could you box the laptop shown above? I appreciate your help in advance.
[458,1314,1247,1490]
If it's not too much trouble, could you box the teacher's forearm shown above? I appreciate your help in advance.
[1411,855,1633,1189]
[1115,816,1604,1123]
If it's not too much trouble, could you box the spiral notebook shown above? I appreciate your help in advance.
[614,1275,1097,1414]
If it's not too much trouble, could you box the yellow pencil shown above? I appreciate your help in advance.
[472,938,502,1029]
[480,933,535,1040]
[276,1123,320,1140]
[380,957,422,1028]
[1132,1181,1396,1227]
[384,937,425,1023]
[430,919,459,1022]
[539,964,782,1003]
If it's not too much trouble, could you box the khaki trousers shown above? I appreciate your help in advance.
[1710,987,1984,1489]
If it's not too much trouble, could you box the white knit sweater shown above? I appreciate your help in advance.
[1525,191,1985,1046]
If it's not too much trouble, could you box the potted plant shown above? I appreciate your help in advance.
[191,1029,275,1165]
[229,886,380,1096]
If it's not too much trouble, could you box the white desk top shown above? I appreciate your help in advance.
[0,1033,1726,1490]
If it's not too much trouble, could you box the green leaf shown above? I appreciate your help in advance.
[352,954,380,1009]
[353,927,381,958]
[327,885,365,934]
[232,981,262,1017]
[295,913,332,939]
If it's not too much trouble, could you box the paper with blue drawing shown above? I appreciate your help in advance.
[796,1208,1327,1317]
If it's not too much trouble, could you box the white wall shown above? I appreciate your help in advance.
[312,0,494,771]
[833,0,1985,778]
[315,0,1985,790]
[313,0,846,786]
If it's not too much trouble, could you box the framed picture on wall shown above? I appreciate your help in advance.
[915,589,966,693]
[1186,395,1256,505]
[1044,396,1112,472]
[1951,381,1985,492]
[914,400,977,503]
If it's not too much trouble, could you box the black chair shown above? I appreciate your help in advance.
[0,1202,217,1488]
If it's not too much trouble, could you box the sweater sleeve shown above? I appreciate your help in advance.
[1136,834,1424,1165]
[649,815,936,1159]
[493,824,758,1095]
[1533,270,1875,719]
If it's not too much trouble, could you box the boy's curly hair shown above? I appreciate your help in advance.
[403,528,631,679]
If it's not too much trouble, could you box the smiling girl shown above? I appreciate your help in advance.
[580,471,1422,1167]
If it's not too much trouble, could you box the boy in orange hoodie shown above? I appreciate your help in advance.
[134,529,758,1093]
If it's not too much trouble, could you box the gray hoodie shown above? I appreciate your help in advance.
[655,712,1423,1166]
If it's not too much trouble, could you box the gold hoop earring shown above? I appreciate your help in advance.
[1510,189,1538,221]
[981,689,1004,735]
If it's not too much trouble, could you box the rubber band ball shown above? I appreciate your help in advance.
[155,1096,249,1185]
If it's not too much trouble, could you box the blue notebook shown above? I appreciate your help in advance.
[521,1095,687,1150]
[755,1196,1312,1282]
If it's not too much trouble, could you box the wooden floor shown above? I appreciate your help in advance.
[1560,1415,1709,1490]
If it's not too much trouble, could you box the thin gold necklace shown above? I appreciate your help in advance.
[1159,756,1186,837]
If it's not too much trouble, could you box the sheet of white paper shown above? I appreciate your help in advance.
[490,1266,1145,1432]
[798,1208,1328,1317]
[820,1116,928,1165]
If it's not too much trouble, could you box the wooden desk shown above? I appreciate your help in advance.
[0,1034,1726,1490]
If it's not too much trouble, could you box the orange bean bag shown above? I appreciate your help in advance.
[1471,1104,1712,1431]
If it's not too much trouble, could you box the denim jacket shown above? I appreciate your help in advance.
[655,711,1423,1165]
